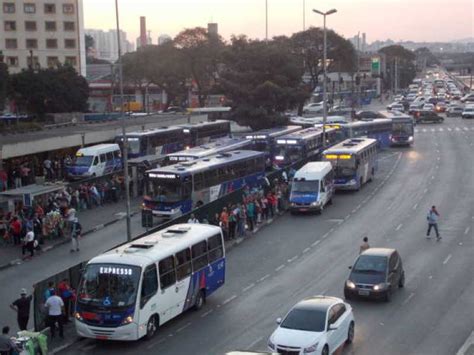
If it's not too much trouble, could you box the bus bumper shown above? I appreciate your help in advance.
[334,180,358,190]
[75,320,140,341]
[151,208,182,218]
[289,202,321,213]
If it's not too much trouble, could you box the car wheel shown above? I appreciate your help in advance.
[344,289,352,301]
[346,321,355,344]
[193,290,205,311]
[398,273,405,288]
[321,344,329,355]
[384,288,392,302]
[145,315,158,340]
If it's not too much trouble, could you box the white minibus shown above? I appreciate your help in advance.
[67,144,122,179]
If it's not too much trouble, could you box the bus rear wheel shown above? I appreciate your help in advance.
[145,315,158,340]
[194,290,205,311]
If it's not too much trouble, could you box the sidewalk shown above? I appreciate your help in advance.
[0,197,142,270]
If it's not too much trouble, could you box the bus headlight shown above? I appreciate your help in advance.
[311,201,320,206]
[275,156,284,161]
[349,179,357,185]
[122,316,134,325]
[408,136,413,142]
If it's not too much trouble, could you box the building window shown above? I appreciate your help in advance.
[6,57,18,67]
[5,38,17,49]
[25,21,36,31]
[27,56,39,68]
[46,39,57,49]
[62,3,74,14]
[24,3,35,13]
[44,3,55,14]
[63,21,75,31]
[4,21,16,31]
[26,39,38,49]
[45,21,56,31]
[47,56,59,67]
[3,3,15,13]
[65,56,77,66]
[64,39,76,49]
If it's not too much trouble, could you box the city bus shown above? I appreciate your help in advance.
[162,137,253,166]
[290,116,348,128]
[244,126,303,166]
[144,150,266,217]
[273,127,337,168]
[116,126,190,159]
[178,120,231,147]
[75,223,225,341]
[379,111,415,146]
[322,138,378,191]
[343,119,393,148]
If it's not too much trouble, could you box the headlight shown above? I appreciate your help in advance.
[349,179,357,185]
[74,312,84,322]
[408,136,413,142]
[275,156,284,161]
[346,280,356,289]
[311,201,320,206]
[304,342,319,353]
[373,283,387,291]
[291,202,297,207]
[122,315,133,325]
[267,339,275,350]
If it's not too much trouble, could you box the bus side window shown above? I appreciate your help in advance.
[92,156,99,166]
[159,256,176,289]
[191,241,209,271]
[140,264,158,308]
[100,154,106,163]
[175,248,192,281]
[106,152,114,162]
[208,234,223,262]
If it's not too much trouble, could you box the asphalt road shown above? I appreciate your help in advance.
[61,117,474,355]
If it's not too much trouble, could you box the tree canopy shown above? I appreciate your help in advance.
[379,45,416,90]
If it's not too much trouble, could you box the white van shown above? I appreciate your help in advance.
[289,162,334,214]
[67,144,122,179]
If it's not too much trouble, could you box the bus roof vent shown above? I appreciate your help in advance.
[176,167,186,171]
[167,226,191,234]
[127,243,155,250]
[203,159,210,162]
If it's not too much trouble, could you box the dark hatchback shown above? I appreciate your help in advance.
[415,111,444,124]
[344,248,405,302]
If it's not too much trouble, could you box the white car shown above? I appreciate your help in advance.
[303,102,324,114]
[422,103,435,112]
[390,103,405,112]
[268,296,354,355]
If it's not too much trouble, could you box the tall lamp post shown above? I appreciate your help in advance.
[313,8,337,149]
[265,0,268,42]
[115,0,132,242]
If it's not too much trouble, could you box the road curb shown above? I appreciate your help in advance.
[0,210,139,272]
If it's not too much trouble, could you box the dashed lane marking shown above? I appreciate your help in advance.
[222,295,237,305]
[258,274,270,283]
[176,322,192,333]
[312,240,321,247]
[303,247,311,254]
[242,283,255,293]
[275,264,285,272]
[200,309,213,318]
[147,338,166,350]
[246,336,264,350]
[443,254,452,265]
[465,227,471,235]
[288,256,299,263]
[322,232,330,239]
[455,331,474,355]
[402,292,415,306]
[396,224,403,231]
[412,203,418,210]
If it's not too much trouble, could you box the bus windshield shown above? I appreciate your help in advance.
[276,145,302,161]
[127,138,141,156]
[251,141,269,152]
[147,178,186,203]
[392,123,413,136]
[75,156,93,167]
[292,180,319,193]
[329,156,356,177]
[78,264,141,308]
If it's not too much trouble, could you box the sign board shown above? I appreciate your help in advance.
[371,58,380,73]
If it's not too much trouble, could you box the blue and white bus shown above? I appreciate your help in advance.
[75,224,225,341]
[162,137,253,166]
[177,120,231,147]
[245,126,302,165]
[273,127,337,168]
[144,150,266,217]
[322,138,378,190]
[290,116,348,128]
[379,111,415,146]
[344,119,393,148]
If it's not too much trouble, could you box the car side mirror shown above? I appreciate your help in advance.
[328,324,338,331]
[276,317,282,325]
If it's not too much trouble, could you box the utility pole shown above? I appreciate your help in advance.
[265,0,268,42]
[303,0,305,31]
[395,57,398,94]
[115,0,132,242]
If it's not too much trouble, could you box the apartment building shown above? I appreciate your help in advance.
[0,0,85,76]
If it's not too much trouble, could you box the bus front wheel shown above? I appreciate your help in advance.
[145,315,158,340]
[194,290,206,311]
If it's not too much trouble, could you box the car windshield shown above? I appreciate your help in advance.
[75,156,93,167]
[353,255,387,274]
[281,308,327,332]
[292,180,319,193]
[78,264,141,308]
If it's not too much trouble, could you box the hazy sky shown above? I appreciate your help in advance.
[83,0,473,44]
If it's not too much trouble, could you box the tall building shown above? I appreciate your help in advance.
[0,0,86,76]
[158,34,171,45]
[139,16,147,48]
[208,22,218,42]
[85,28,133,62]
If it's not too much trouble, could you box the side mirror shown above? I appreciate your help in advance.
[276,317,282,325]
[328,324,338,331]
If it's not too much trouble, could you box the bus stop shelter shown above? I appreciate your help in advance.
[0,183,66,212]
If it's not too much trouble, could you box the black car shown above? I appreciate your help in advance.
[355,110,383,120]
[163,106,187,114]
[344,248,405,302]
[415,111,444,124]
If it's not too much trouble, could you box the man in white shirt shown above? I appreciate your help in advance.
[23,228,35,258]
[187,214,200,224]
[45,290,65,338]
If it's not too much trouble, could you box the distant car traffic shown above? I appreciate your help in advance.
[355,111,383,119]
[435,101,447,113]
[303,102,324,114]
[268,296,355,355]
[421,103,435,112]
[461,106,474,119]
[344,248,405,302]
[390,103,405,112]
[460,93,474,103]
[446,105,464,117]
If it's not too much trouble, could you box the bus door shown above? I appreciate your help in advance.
[157,256,181,324]
[138,264,159,333]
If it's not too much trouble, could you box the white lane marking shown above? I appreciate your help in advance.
[428,275,433,279]
[422,128,427,132]
[246,336,264,350]
[338,220,344,225]
[258,274,270,283]
[312,240,321,247]
[402,292,415,306]
[329,228,335,233]
[352,209,357,213]
[439,128,444,132]
[288,255,299,263]
[448,127,452,131]
[413,203,418,210]
[344,215,351,221]
[242,283,255,293]
[200,309,213,318]
[464,127,469,131]
[147,338,166,349]
[222,295,237,305]
[437,156,440,161]
[322,232,330,239]
[456,331,474,355]
[303,247,311,254]
[356,204,362,209]
[455,127,461,131]
[431,128,436,132]
[464,226,471,235]
[176,322,192,333]
[423,188,428,194]
[431,176,435,180]
[83,344,98,351]
[443,254,452,265]
[275,264,285,272]
[396,224,403,231]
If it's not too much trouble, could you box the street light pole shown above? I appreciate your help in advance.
[115,0,132,242]
[265,0,268,42]
[303,0,305,31]
[313,9,337,150]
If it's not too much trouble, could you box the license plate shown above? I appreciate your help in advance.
[358,290,370,296]
[299,208,308,212]
[96,335,108,340]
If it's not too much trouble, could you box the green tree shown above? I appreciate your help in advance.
[379,45,416,91]
[0,52,8,112]
[85,34,94,52]
[9,66,89,117]
[174,27,225,107]
[220,36,306,130]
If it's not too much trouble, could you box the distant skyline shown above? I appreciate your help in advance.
[83,0,473,45]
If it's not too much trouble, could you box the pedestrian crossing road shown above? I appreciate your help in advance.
[414,126,474,133]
